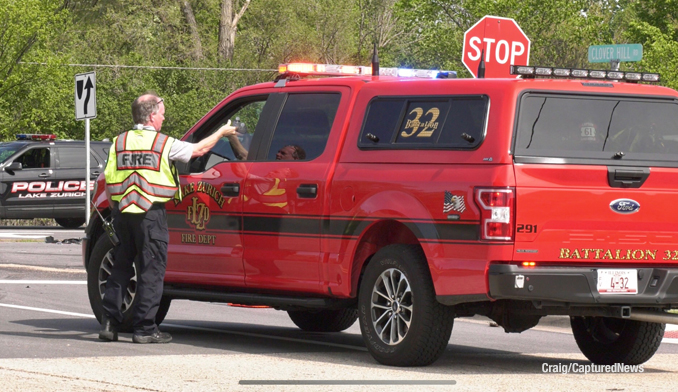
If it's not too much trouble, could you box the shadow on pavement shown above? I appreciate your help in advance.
[3,317,671,374]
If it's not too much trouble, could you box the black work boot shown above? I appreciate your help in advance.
[98,317,119,342]
[132,331,172,344]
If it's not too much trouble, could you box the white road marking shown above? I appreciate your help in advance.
[0,303,95,318]
[0,280,86,284]
[0,264,84,273]
[0,303,367,352]
[0,233,50,239]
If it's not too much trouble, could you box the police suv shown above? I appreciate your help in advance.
[0,134,110,228]
[84,62,678,367]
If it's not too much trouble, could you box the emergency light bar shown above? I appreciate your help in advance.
[278,63,457,79]
[16,134,57,141]
[510,65,660,83]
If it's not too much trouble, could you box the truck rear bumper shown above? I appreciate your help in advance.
[488,264,678,305]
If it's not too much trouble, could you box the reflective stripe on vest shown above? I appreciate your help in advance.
[119,190,153,212]
[107,172,178,198]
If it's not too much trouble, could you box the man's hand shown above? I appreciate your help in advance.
[191,120,238,159]
[217,120,238,138]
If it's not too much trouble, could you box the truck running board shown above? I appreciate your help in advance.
[162,287,355,311]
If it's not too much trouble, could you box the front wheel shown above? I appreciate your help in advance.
[358,244,454,366]
[570,316,664,365]
[86,234,171,331]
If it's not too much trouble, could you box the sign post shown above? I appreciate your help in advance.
[462,16,531,78]
[75,71,97,225]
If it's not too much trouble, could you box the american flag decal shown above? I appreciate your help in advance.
[444,191,466,213]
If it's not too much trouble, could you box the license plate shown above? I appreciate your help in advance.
[597,269,638,295]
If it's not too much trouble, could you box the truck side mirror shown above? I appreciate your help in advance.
[5,162,22,172]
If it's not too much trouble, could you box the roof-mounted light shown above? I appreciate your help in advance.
[510,65,660,83]
[278,62,457,79]
[642,73,660,82]
[624,72,642,81]
[16,134,56,141]
[534,67,553,76]
[553,68,571,77]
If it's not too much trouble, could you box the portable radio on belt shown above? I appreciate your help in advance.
[91,200,120,246]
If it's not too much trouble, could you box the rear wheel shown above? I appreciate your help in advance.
[358,244,454,366]
[86,234,171,332]
[55,218,86,229]
[570,316,664,365]
[288,309,358,332]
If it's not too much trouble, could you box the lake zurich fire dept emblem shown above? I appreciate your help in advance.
[186,197,210,230]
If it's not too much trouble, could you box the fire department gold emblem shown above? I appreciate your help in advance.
[186,196,210,230]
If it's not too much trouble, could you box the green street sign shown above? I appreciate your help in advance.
[588,44,643,63]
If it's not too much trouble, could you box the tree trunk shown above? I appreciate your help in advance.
[218,0,251,62]
[179,0,204,60]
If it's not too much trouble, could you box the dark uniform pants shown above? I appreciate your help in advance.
[102,204,169,335]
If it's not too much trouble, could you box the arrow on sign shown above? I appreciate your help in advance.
[82,77,94,115]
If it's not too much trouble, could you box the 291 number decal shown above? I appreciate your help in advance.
[517,224,538,234]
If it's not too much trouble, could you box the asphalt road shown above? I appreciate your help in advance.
[0,227,677,391]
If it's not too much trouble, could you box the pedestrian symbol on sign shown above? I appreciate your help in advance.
[75,72,97,121]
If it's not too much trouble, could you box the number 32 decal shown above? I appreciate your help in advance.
[402,107,440,138]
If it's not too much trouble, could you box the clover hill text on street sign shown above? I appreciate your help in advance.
[75,72,96,120]
[462,16,530,79]
[588,44,643,63]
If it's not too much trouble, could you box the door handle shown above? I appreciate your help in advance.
[38,173,50,178]
[90,171,100,178]
[297,184,318,198]
[221,183,240,197]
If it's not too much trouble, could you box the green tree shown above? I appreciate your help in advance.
[0,0,70,140]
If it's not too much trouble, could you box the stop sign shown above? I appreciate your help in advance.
[462,16,530,78]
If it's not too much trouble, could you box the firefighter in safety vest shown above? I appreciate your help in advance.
[99,93,237,344]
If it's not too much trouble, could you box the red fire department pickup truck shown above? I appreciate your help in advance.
[84,62,678,367]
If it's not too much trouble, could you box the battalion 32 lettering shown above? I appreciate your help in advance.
[12,181,92,198]
[560,248,678,261]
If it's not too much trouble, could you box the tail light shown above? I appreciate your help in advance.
[474,187,515,241]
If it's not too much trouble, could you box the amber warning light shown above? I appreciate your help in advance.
[521,261,536,267]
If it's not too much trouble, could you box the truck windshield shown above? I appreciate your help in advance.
[514,94,678,164]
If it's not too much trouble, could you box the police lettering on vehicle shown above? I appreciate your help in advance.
[11,180,93,198]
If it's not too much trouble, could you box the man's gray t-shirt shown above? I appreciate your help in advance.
[133,124,193,163]
[169,139,193,163]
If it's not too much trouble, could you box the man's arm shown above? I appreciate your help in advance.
[191,122,238,158]
[226,134,248,160]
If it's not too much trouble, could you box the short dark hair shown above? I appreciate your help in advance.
[287,144,306,160]
[131,93,162,124]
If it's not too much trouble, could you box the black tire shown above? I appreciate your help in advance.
[288,309,358,332]
[86,234,171,332]
[358,244,454,366]
[570,316,665,365]
[55,218,86,229]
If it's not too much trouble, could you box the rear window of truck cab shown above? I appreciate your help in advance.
[514,93,678,165]
[359,95,489,149]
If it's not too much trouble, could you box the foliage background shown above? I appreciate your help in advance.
[0,0,676,141]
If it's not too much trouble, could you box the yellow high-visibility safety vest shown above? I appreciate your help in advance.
[105,130,181,213]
